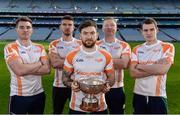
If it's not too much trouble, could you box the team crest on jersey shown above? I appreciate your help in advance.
[34,50,41,53]
[95,58,103,62]
[76,58,84,62]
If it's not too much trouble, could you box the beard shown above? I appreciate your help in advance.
[82,39,96,48]
[63,30,72,36]
[63,32,71,36]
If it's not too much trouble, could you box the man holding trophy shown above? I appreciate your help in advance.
[62,20,115,114]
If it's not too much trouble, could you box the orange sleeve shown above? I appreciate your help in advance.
[63,49,80,72]
[99,49,114,73]
[4,43,20,63]
[162,42,175,64]
[35,44,48,60]
[130,45,142,64]
[121,42,131,56]
[49,40,60,52]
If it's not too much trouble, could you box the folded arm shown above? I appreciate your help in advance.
[113,54,130,70]
[32,57,51,75]
[49,52,64,69]
[8,58,42,76]
[136,58,171,75]
[129,62,152,79]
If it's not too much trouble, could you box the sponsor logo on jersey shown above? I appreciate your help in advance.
[76,58,84,62]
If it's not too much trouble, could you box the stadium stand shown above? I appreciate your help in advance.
[119,28,144,41]
[0,0,179,41]
[0,27,17,40]
[31,27,51,40]
[0,0,179,13]
[161,28,180,41]
[48,27,61,40]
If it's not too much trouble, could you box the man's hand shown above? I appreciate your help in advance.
[71,81,80,92]
[102,82,111,93]
[51,52,60,59]
[49,52,64,69]
[156,58,169,64]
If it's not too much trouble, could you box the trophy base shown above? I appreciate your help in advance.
[80,101,99,112]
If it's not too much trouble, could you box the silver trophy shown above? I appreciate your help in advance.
[78,78,106,112]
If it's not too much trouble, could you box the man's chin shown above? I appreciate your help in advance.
[83,43,95,48]
[21,37,30,40]
[84,46,94,48]
[146,37,154,41]
[64,33,71,36]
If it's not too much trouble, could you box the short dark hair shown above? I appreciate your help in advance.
[140,18,158,29]
[15,16,32,27]
[61,15,74,21]
[78,20,97,32]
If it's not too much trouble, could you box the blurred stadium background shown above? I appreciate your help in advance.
[0,0,180,114]
[0,0,180,41]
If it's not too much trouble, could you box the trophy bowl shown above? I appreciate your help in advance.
[78,78,106,112]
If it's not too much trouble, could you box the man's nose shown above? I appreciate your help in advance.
[86,34,93,38]
[23,28,28,31]
[146,30,151,34]
[105,26,113,29]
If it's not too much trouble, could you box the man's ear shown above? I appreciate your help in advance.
[59,24,61,30]
[15,27,17,32]
[140,28,143,34]
[79,34,82,40]
[96,32,99,39]
[156,27,159,33]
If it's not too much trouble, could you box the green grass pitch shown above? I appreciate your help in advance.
[0,41,180,114]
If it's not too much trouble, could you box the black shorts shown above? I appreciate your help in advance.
[105,87,125,114]
[52,87,71,114]
[133,93,168,114]
[9,92,45,114]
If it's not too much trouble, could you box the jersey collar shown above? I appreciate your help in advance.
[16,39,32,50]
[103,38,117,46]
[60,37,75,43]
[80,45,98,55]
